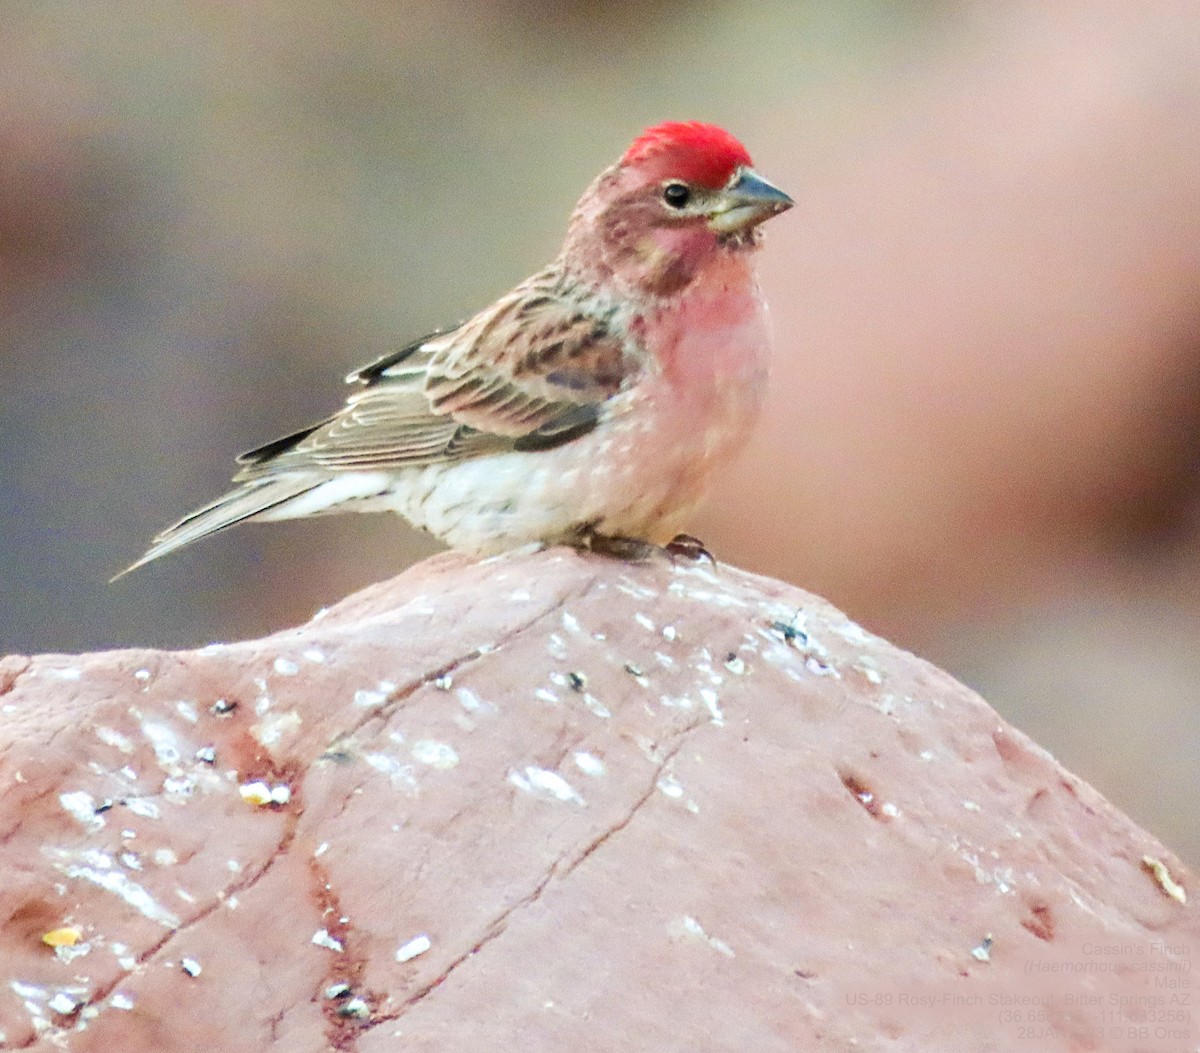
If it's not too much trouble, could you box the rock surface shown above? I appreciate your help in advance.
[0,548,1195,1051]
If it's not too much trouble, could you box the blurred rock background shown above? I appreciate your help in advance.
[2,1,1197,861]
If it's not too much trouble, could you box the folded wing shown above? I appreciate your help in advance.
[234,271,641,480]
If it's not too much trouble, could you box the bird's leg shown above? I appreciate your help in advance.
[664,533,716,565]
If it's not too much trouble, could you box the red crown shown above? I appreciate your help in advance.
[622,121,752,189]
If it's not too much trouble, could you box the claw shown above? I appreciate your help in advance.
[664,533,715,564]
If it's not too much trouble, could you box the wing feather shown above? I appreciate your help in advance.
[234,269,644,480]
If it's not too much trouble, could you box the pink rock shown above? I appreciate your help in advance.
[1,549,1194,1051]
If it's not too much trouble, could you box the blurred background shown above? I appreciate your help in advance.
[2,1,1197,863]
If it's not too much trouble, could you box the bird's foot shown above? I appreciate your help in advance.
[664,533,715,565]
[574,529,715,565]
[578,531,659,562]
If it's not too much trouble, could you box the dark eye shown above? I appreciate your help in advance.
[662,182,691,209]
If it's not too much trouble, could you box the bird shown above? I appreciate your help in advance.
[116,121,792,579]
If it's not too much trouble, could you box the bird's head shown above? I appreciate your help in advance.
[563,121,793,299]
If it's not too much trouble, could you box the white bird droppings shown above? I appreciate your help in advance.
[95,726,133,753]
[698,688,724,725]
[302,648,327,664]
[239,781,291,806]
[11,980,46,1001]
[411,740,459,770]
[971,935,993,963]
[124,798,160,820]
[656,774,685,799]
[163,773,196,799]
[312,929,344,952]
[338,997,370,1019]
[836,619,874,645]
[48,991,80,1015]
[658,694,693,711]
[573,751,606,777]
[353,689,387,709]
[805,656,839,678]
[239,782,272,806]
[509,766,585,805]
[273,657,299,676]
[456,686,495,713]
[623,663,651,689]
[60,792,104,830]
[60,864,180,929]
[365,753,419,790]
[635,613,656,632]
[680,915,735,957]
[854,658,884,685]
[395,934,432,962]
[141,722,181,768]
[583,693,611,718]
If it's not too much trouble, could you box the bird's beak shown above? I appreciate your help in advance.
[708,167,794,234]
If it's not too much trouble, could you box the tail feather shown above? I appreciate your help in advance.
[112,475,325,581]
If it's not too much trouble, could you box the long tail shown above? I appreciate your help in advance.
[112,474,328,581]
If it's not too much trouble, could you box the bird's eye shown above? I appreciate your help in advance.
[662,182,691,209]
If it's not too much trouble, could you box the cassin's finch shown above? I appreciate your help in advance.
[119,121,792,576]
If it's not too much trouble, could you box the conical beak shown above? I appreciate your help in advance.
[708,167,794,234]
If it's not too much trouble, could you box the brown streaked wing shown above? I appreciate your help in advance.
[233,275,642,477]
[424,281,635,435]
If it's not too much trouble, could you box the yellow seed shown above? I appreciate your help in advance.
[42,927,82,948]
